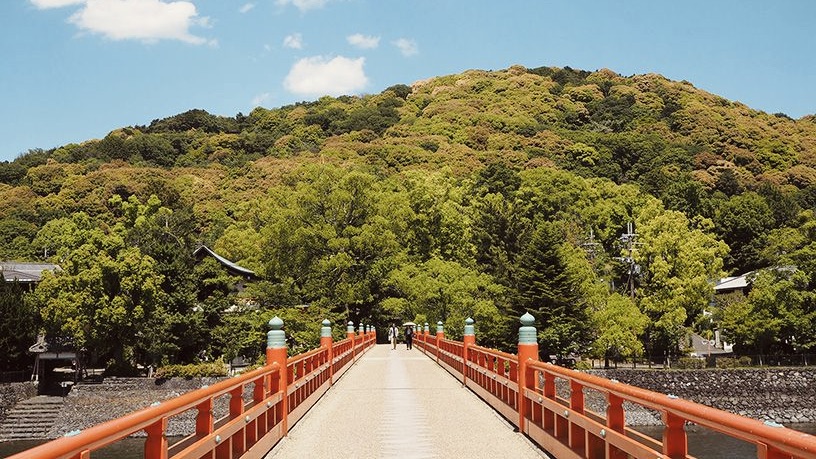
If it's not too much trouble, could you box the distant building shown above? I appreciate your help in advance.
[0,262,61,289]
[714,266,797,297]
[193,246,260,313]
[689,332,733,358]
[193,245,259,292]
[713,271,754,296]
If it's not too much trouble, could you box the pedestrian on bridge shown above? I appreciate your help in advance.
[388,323,398,350]
[405,325,414,350]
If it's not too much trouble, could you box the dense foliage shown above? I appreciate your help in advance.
[2,65,816,373]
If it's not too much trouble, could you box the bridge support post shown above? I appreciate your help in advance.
[517,312,538,435]
[347,321,356,360]
[266,316,289,436]
[321,319,333,384]
[463,318,475,386]
[436,321,444,363]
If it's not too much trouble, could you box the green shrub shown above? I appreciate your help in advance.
[715,357,737,369]
[574,360,592,370]
[715,356,753,368]
[154,360,228,379]
[675,357,705,369]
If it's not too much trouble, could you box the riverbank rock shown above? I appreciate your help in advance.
[47,377,252,438]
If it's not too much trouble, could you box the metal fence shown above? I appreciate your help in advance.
[588,354,816,370]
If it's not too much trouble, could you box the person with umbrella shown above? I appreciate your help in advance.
[403,322,415,350]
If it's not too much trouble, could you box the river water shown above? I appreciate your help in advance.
[2,425,815,458]
[636,423,816,459]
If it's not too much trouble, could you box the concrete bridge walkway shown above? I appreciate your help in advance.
[265,344,549,459]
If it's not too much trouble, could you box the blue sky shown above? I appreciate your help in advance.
[1,0,814,162]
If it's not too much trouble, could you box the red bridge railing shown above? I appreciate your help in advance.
[9,318,376,459]
[414,315,816,459]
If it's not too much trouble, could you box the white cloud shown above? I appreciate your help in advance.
[30,0,85,8]
[394,38,418,57]
[239,3,255,13]
[284,55,368,97]
[58,0,212,45]
[347,33,379,50]
[283,33,303,49]
[252,92,272,107]
[275,0,329,12]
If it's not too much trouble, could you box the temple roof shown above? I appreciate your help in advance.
[193,245,258,279]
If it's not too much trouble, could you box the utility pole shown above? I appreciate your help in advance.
[615,222,639,301]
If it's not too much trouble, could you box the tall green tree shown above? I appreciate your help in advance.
[719,268,814,355]
[259,165,402,324]
[0,280,40,370]
[590,293,648,366]
[382,257,510,348]
[635,200,727,360]
[514,220,592,357]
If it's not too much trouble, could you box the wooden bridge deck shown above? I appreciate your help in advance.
[264,344,548,459]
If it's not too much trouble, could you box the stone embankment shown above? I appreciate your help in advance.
[47,377,244,438]
[0,383,37,422]
[587,367,816,425]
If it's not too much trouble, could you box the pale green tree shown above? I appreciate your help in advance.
[634,200,727,359]
[382,257,510,348]
[590,293,648,367]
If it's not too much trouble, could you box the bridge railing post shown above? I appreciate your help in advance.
[663,412,688,459]
[517,312,538,434]
[144,417,168,459]
[347,321,356,360]
[422,322,429,353]
[266,316,288,436]
[463,318,475,386]
[321,319,333,384]
[606,393,627,459]
[436,321,444,363]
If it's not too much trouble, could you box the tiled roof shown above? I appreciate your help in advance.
[0,262,61,283]
[193,246,257,278]
[714,272,753,292]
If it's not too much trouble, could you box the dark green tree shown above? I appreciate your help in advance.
[0,280,40,371]
[514,221,590,358]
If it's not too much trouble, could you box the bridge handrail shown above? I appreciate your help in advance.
[468,344,518,382]
[527,359,816,458]
[417,317,816,459]
[8,319,376,459]
[10,362,281,459]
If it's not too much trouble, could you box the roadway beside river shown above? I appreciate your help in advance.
[265,344,550,459]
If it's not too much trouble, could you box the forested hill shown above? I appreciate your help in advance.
[2,65,816,372]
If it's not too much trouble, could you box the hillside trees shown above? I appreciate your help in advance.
[713,192,774,271]
[8,64,816,369]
